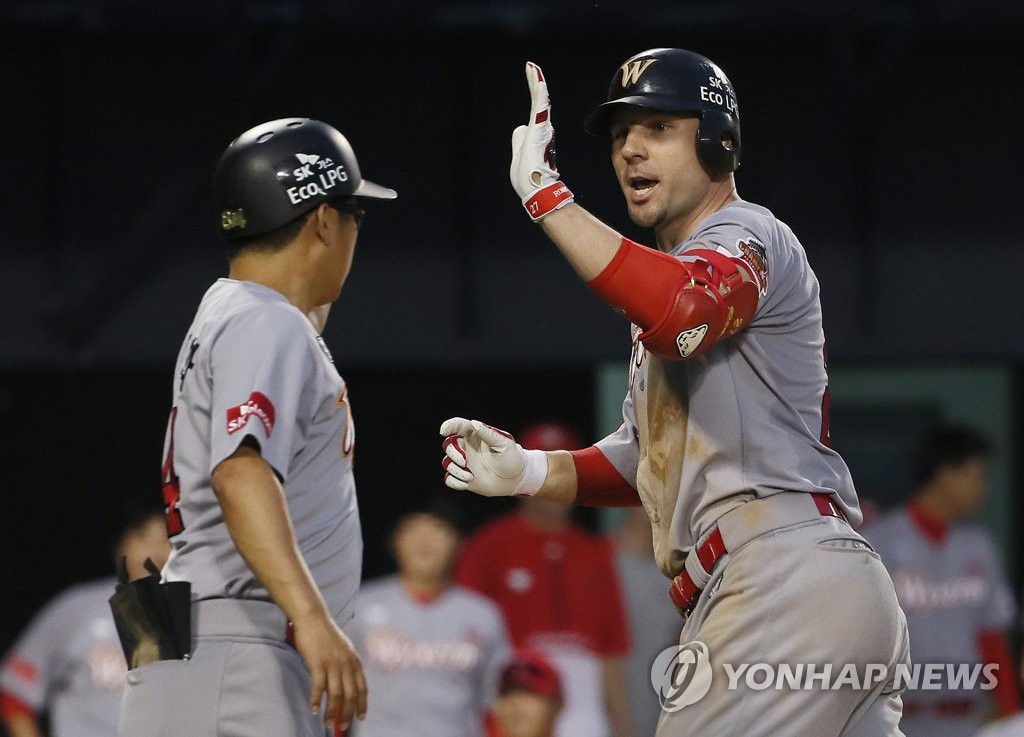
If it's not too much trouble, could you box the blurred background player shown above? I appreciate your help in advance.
[347,498,510,737]
[863,424,1019,737]
[456,422,633,737]
[0,504,170,737]
[488,649,564,737]
[612,506,681,737]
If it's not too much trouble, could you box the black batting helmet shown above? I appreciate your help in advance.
[584,48,741,176]
[213,118,397,240]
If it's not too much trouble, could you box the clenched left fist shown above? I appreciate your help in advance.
[439,417,548,497]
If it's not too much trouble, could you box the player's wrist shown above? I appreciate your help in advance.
[522,181,575,221]
[512,449,549,496]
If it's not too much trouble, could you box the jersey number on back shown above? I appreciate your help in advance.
[162,407,184,536]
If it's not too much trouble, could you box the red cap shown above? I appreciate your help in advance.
[499,649,563,701]
[519,422,583,451]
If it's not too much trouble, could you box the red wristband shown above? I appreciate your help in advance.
[523,181,574,221]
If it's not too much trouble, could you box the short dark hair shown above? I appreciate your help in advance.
[396,493,466,536]
[224,210,313,262]
[913,424,993,487]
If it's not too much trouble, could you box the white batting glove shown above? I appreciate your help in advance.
[439,417,548,497]
[510,62,575,221]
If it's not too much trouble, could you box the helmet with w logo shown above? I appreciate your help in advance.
[584,48,741,176]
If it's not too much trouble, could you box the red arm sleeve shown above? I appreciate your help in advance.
[587,237,759,361]
[570,447,641,507]
[978,629,1021,716]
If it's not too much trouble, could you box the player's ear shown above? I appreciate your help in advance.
[312,203,333,243]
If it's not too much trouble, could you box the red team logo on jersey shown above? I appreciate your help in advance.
[226,391,276,437]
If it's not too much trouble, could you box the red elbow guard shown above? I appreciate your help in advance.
[588,239,760,360]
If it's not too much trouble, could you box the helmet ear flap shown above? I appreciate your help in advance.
[696,110,741,176]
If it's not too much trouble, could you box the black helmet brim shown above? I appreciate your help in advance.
[583,96,702,136]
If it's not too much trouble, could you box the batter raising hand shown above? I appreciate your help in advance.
[441,50,910,737]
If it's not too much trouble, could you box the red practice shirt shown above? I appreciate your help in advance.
[456,513,630,657]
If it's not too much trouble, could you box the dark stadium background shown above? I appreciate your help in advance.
[1,0,1022,707]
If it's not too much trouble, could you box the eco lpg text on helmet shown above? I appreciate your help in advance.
[214,118,397,240]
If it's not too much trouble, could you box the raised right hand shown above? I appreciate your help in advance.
[510,61,575,221]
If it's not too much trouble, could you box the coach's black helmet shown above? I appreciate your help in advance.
[214,118,397,240]
[584,48,741,176]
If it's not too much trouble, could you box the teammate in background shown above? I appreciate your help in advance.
[863,424,1019,737]
[118,119,396,737]
[440,49,909,736]
[347,499,510,737]
[456,422,633,737]
[0,505,170,737]
[612,506,681,737]
[488,649,564,737]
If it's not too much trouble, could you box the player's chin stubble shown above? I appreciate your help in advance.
[626,201,663,230]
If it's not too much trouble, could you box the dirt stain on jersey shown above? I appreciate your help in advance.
[637,357,690,576]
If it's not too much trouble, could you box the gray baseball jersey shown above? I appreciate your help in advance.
[161,278,361,622]
[863,509,1015,736]
[865,510,1014,667]
[347,576,511,737]
[1,578,125,737]
[596,199,859,578]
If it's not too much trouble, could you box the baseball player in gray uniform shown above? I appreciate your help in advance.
[1,508,169,737]
[863,425,1019,737]
[118,118,396,737]
[348,504,511,737]
[440,49,910,736]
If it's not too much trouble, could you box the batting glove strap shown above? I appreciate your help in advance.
[522,182,575,221]
[512,449,549,496]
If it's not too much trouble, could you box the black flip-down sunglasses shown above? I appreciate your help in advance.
[327,197,366,229]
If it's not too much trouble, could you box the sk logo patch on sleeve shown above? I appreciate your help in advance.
[226,391,276,437]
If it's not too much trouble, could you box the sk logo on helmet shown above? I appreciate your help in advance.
[620,59,658,87]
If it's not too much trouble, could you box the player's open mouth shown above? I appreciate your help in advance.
[629,177,658,201]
